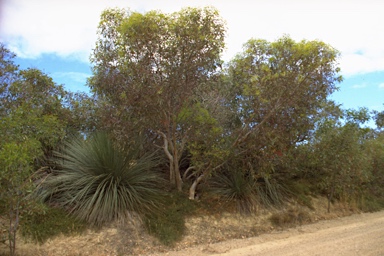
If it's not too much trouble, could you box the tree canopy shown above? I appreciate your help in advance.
[89,7,226,190]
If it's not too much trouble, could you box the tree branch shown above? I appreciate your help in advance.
[157,130,173,162]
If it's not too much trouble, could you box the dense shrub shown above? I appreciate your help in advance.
[144,191,197,246]
[20,206,87,244]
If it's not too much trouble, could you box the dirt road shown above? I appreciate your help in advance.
[154,211,384,256]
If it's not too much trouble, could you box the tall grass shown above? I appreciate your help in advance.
[210,169,258,214]
[209,164,288,214]
[37,133,165,227]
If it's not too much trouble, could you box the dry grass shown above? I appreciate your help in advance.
[271,207,313,227]
[0,196,361,256]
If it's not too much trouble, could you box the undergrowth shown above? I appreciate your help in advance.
[269,207,311,228]
[284,179,315,210]
[359,194,384,212]
[20,206,87,244]
[143,190,197,246]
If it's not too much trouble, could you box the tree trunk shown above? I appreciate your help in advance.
[183,166,196,181]
[8,195,19,256]
[189,174,204,200]
[327,184,335,213]
[169,160,175,185]
[159,131,182,191]
[159,131,173,180]
[174,159,182,191]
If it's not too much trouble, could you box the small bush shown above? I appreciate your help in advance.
[143,191,197,246]
[20,206,87,244]
[359,194,384,212]
[269,208,311,228]
[284,180,314,210]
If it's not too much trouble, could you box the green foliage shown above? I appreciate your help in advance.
[316,122,370,201]
[90,7,226,191]
[256,176,288,208]
[20,206,87,244]
[9,68,66,116]
[374,109,384,129]
[62,92,99,136]
[220,36,344,212]
[144,191,197,246]
[359,194,384,212]
[228,35,342,151]
[91,6,225,127]
[208,162,287,214]
[0,46,70,256]
[180,102,228,174]
[359,133,384,212]
[0,43,19,115]
[344,107,371,125]
[292,109,375,213]
[284,180,314,210]
[210,168,258,214]
[38,133,165,227]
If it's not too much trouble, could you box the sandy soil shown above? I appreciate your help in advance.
[153,210,384,256]
[3,198,383,256]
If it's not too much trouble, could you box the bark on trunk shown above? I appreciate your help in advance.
[189,174,204,200]
[328,184,335,213]
[169,160,175,185]
[159,131,182,191]
[173,156,182,191]
[183,166,196,181]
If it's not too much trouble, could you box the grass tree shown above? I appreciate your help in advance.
[38,133,165,226]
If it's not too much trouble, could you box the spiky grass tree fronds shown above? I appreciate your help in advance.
[209,163,290,213]
[255,176,287,208]
[38,132,165,227]
[210,168,258,214]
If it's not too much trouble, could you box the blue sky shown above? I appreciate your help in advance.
[1,0,384,125]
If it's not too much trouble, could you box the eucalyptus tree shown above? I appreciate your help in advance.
[374,108,384,130]
[0,43,19,116]
[221,36,343,204]
[0,46,68,255]
[89,7,226,191]
[313,110,371,213]
[228,36,342,150]
[364,132,384,210]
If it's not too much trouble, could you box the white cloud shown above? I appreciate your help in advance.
[52,71,91,84]
[351,83,368,89]
[340,50,384,77]
[378,83,384,89]
[1,0,384,76]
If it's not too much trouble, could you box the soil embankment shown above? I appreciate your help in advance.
[155,210,384,256]
[5,198,384,256]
